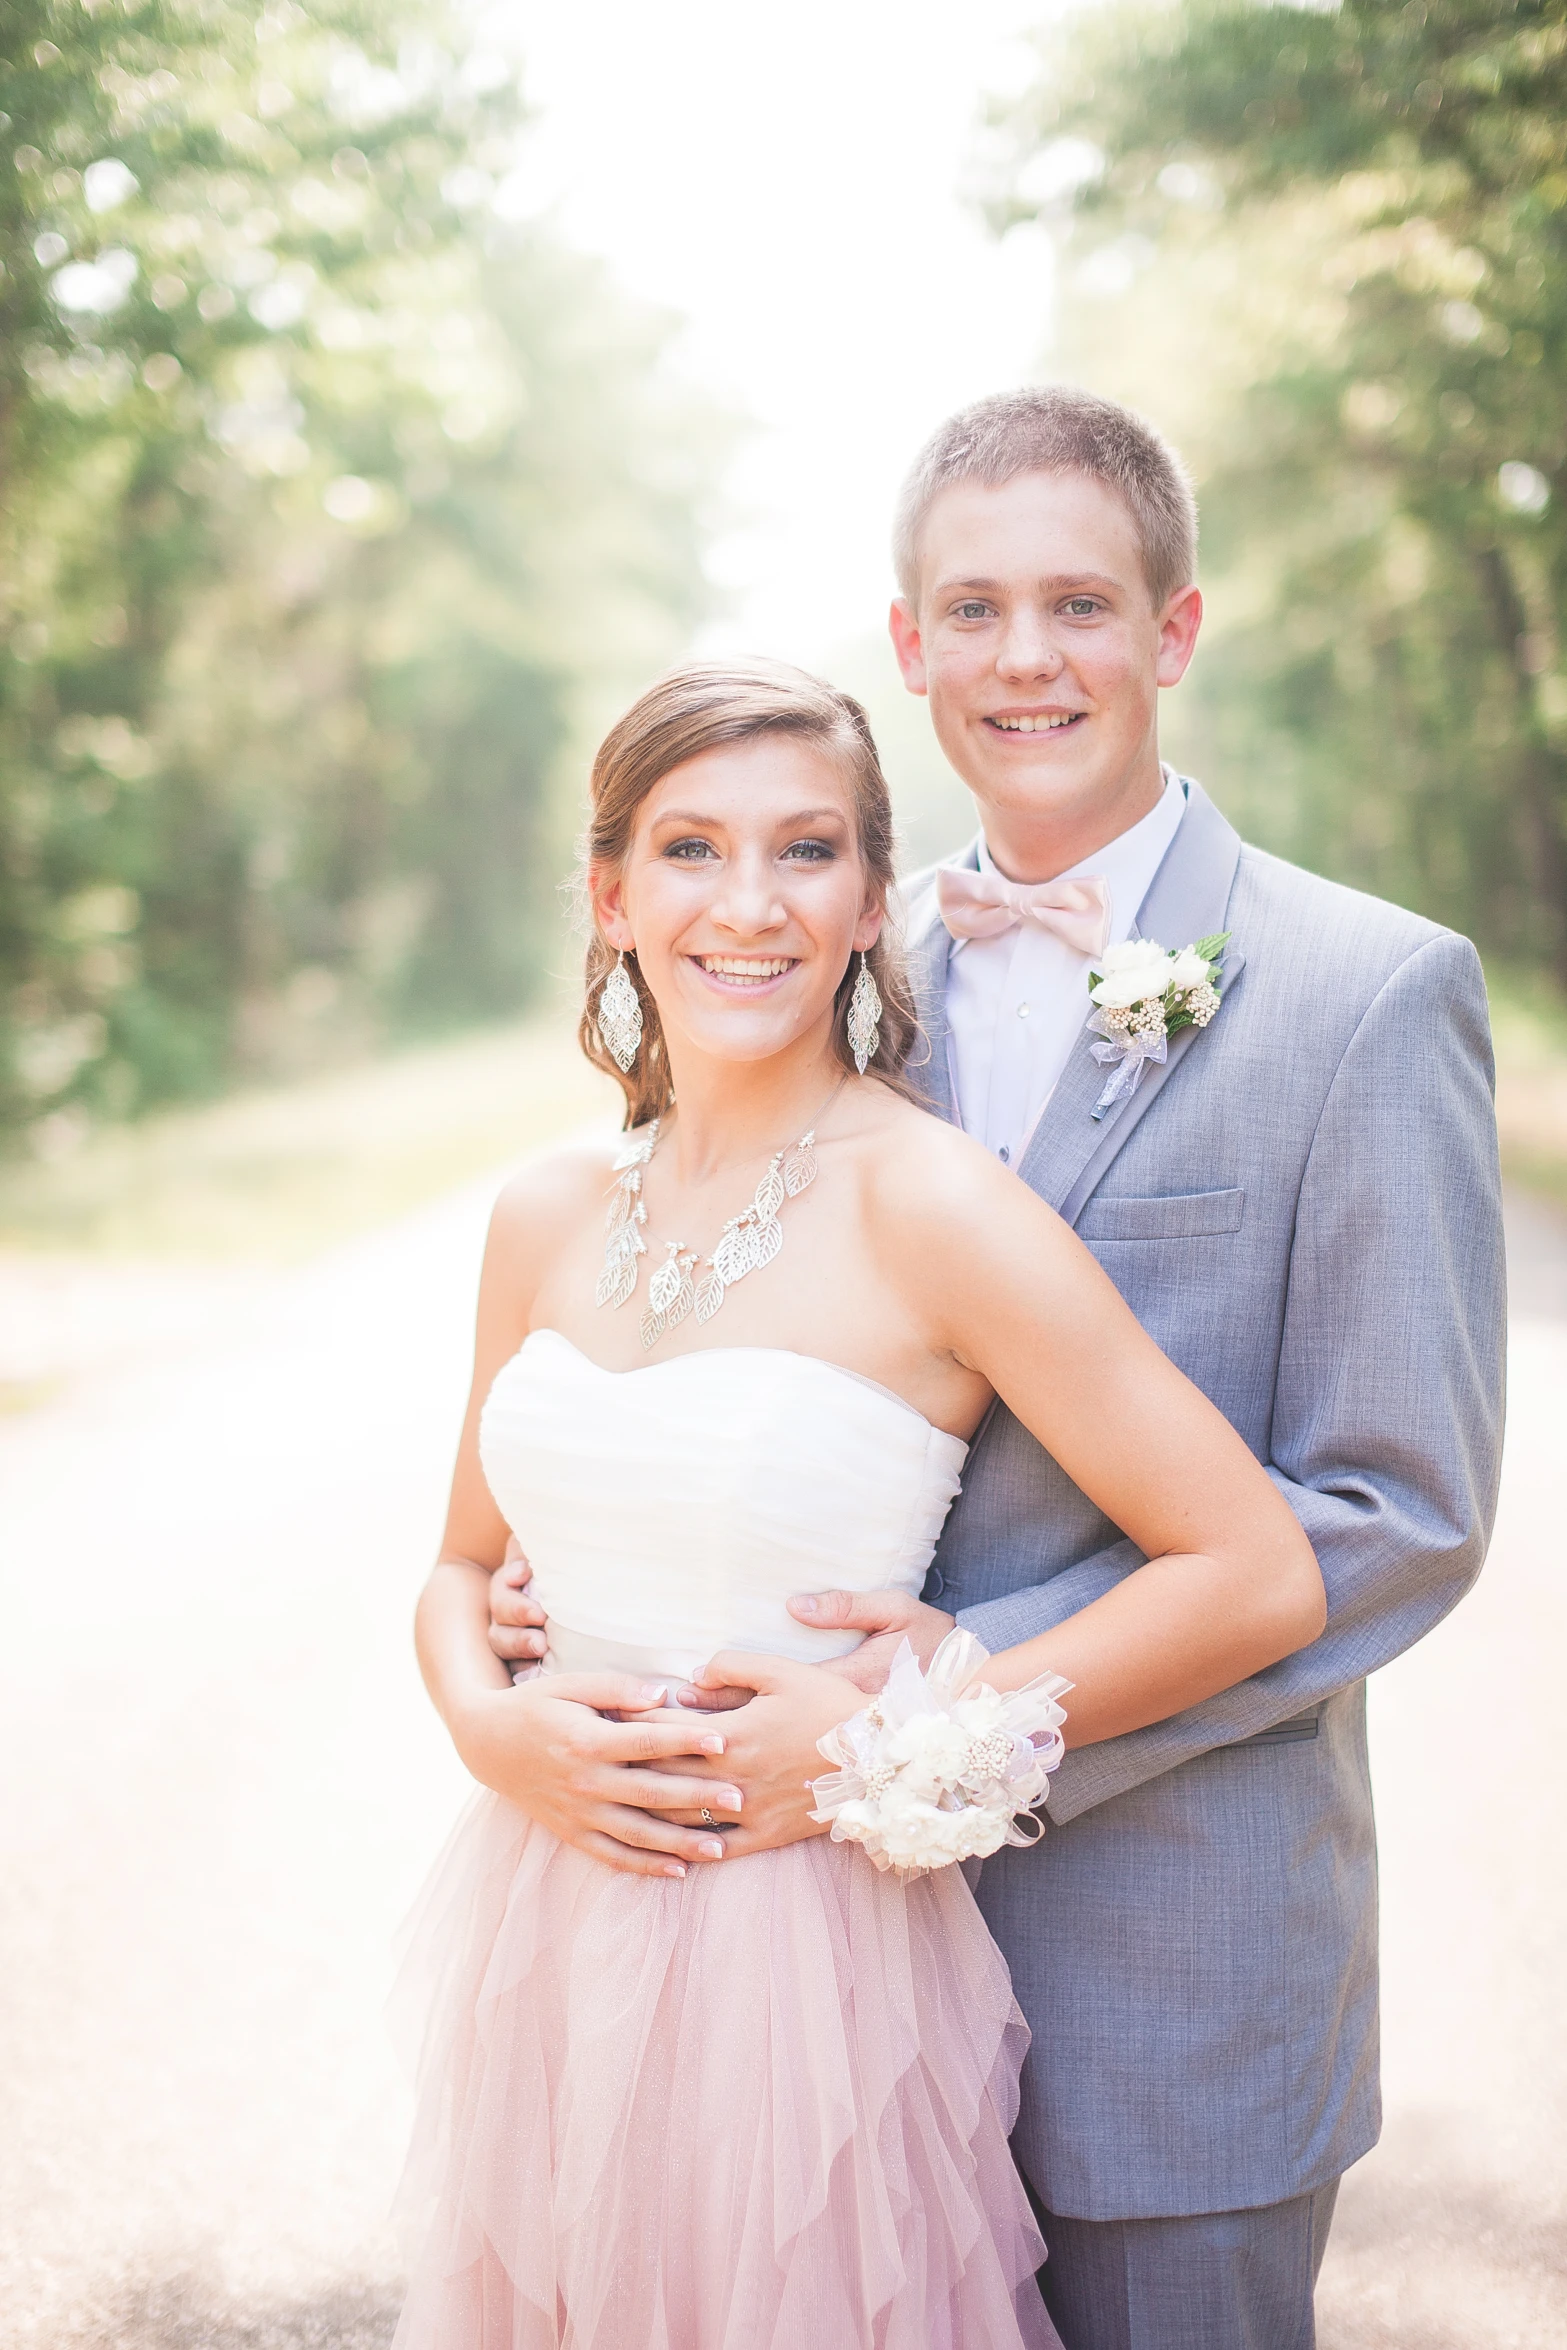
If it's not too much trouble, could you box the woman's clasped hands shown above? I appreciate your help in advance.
[453,1669,744,1880]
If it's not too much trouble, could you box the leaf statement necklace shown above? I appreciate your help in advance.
[595,1078,846,1351]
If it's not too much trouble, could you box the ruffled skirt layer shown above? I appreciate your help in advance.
[390,1793,1059,2348]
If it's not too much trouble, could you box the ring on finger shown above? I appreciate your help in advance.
[700,1807,719,1829]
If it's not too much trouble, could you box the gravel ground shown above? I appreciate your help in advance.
[0,1184,1561,2348]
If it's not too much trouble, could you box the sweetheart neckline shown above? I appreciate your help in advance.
[512,1328,970,1454]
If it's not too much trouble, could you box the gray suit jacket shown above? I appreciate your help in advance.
[903,779,1506,2222]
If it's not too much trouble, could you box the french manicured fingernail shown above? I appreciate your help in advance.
[718,1788,743,1811]
[663,1861,686,1878]
[640,1683,668,1704]
[525,1633,545,1654]
[698,1837,726,1861]
[699,1735,726,1754]
[793,1596,818,1615]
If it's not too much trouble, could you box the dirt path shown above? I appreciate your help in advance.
[1316,1192,1567,2349]
[0,1185,1561,2347]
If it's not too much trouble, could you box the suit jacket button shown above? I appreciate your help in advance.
[926,1569,946,1598]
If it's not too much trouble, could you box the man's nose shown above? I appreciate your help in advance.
[995,612,1065,683]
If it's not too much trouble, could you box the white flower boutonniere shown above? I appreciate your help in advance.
[1085,931,1230,1121]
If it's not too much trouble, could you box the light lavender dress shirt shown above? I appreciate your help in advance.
[943,769,1187,1163]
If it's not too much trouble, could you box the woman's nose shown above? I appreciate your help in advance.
[711,859,787,936]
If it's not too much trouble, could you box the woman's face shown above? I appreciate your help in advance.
[592,734,882,1073]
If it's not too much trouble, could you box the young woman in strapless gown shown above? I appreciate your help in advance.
[392,661,1325,2348]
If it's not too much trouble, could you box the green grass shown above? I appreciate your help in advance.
[4,963,1562,1269]
[1487,965,1567,1210]
[0,1012,621,1263]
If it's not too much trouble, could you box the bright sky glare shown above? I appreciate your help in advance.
[492,1,1057,667]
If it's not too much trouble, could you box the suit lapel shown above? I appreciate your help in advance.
[902,842,978,1125]
[1017,782,1246,1224]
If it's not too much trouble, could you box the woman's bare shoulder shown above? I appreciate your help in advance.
[862,1088,1049,1210]
[858,1089,1078,1278]
[486,1130,626,1263]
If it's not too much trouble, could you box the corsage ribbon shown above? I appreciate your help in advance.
[1088,1012,1168,1110]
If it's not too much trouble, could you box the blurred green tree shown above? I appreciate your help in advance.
[0,1,716,1142]
[994,0,1567,973]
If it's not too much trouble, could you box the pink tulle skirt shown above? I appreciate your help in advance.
[390,1792,1060,2349]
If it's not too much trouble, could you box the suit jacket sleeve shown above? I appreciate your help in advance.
[956,931,1507,1828]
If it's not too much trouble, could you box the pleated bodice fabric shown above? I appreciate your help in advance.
[478,1329,969,1682]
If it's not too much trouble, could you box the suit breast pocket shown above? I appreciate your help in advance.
[1076,1187,1246,1242]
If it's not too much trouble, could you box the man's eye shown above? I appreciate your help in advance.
[664,837,717,862]
[955,601,991,621]
[783,838,835,863]
[1064,597,1101,617]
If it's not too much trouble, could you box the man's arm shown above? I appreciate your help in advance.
[959,930,1505,1824]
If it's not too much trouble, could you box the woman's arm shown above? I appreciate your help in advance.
[882,1132,1327,1747]
[416,1157,743,1876]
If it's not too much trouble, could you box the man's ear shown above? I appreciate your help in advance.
[888,597,928,696]
[1156,584,1203,689]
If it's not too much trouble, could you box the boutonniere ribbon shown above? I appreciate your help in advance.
[1085,933,1230,1121]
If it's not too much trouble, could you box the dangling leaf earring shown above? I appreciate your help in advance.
[597,951,644,1073]
[846,951,882,1075]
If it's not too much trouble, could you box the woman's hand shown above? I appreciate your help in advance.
[664,1653,866,1857]
[454,1673,746,1879]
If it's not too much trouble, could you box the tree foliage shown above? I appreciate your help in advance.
[0,0,716,1143]
[996,0,1567,971]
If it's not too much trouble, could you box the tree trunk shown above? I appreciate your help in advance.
[1476,542,1567,982]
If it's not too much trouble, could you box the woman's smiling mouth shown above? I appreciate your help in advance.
[693,954,800,991]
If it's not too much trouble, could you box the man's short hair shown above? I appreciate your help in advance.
[893,386,1198,610]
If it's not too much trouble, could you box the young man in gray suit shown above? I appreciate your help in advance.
[490,388,1507,2349]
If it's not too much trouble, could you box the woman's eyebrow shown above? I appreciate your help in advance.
[650,807,848,831]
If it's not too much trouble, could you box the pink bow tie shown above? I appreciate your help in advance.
[936,865,1111,958]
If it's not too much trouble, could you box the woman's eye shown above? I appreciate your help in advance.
[663,837,717,862]
[783,838,835,863]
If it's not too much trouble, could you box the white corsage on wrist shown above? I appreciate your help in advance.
[809,1631,1071,1876]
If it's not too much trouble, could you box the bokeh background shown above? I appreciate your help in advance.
[1,3,1564,2345]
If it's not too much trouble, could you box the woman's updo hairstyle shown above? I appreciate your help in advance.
[580,658,921,1128]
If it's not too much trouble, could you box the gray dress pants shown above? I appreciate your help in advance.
[1035,2178,1340,2350]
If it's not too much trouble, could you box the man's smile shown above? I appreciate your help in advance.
[984,711,1087,734]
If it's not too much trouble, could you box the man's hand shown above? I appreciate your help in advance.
[674,1588,959,1715]
[670,1652,868,1857]
[453,1674,743,1878]
[487,1536,546,1670]
[785,1588,956,1694]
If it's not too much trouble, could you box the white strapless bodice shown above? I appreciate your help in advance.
[478,1329,968,1683]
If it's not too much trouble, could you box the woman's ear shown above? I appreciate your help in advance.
[588,865,635,954]
[852,895,886,955]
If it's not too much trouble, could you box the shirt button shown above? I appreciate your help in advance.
[998,1145,1010,1164]
[1016,1002,1030,1018]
